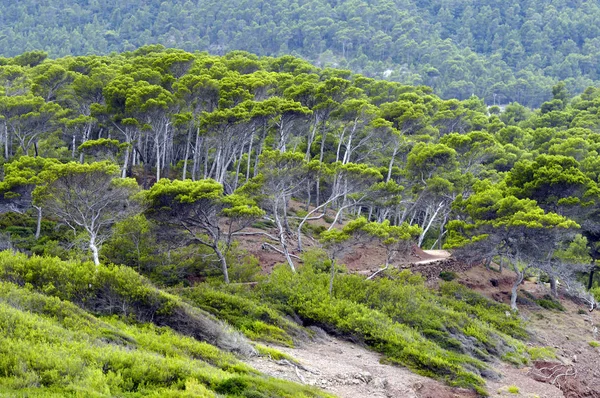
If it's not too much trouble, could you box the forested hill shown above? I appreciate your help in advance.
[2,0,600,107]
[2,48,600,395]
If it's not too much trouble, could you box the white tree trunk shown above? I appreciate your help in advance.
[90,234,100,266]
[34,205,42,240]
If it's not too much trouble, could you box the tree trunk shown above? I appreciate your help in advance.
[588,259,596,290]
[306,115,319,160]
[121,142,130,178]
[214,245,230,284]
[192,128,201,181]
[549,276,558,298]
[90,235,100,266]
[72,134,77,158]
[274,202,295,272]
[155,135,161,181]
[329,258,336,296]
[182,125,193,180]
[246,129,254,183]
[417,202,443,247]
[386,145,398,182]
[34,206,42,240]
[510,270,524,311]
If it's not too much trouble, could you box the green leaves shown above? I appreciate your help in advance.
[407,142,458,179]
[147,178,223,207]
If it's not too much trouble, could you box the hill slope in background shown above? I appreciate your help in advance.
[2,0,600,106]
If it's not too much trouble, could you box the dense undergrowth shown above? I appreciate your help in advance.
[0,251,332,397]
[0,250,557,396]
[177,255,553,396]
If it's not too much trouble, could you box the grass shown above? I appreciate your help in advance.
[521,291,565,311]
[254,344,298,362]
[526,346,556,360]
[507,385,520,394]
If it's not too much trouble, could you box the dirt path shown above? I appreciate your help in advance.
[248,333,479,398]
[413,249,451,264]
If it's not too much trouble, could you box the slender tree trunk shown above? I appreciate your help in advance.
[549,275,558,298]
[182,126,193,180]
[89,234,100,266]
[246,129,254,183]
[155,135,161,181]
[214,245,230,284]
[316,124,328,206]
[192,128,201,181]
[72,134,77,158]
[510,267,524,311]
[233,139,246,191]
[306,115,319,160]
[34,205,42,240]
[3,123,9,159]
[386,145,398,182]
[121,141,130,178]
[417,202,443,247]
[274,201,295,272]
[588,260,596,290]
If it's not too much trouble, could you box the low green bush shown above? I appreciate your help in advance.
[177,284,308,346]
[0,277,331,397]
[254,265,508,394]
[0,251,254,356]
[439,270,458,281]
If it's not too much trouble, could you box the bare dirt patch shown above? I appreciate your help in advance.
[247,332,478,398]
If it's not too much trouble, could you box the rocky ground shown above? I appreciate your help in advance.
[248,330,480,398]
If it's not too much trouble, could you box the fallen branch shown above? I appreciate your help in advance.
[232,231,279,241]
[261,243,302,260]
[274,359,320,375]
[366,265,388,280]
[294,365,306,384]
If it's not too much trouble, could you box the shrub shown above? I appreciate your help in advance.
[507,385,520,394]
[0,276,331,397]
[0,251,255,356]
[535,295,565,311]
[439,270,457,281]
[527,346,556,360]
[177,284,308,346]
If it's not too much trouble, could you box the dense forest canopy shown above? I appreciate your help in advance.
[1,47,600,302]
[2,0,600,106]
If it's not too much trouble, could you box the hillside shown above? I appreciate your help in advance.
[1,48,600,396]
[3,0,600,106]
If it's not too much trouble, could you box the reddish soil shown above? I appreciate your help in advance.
[455,263,600,398]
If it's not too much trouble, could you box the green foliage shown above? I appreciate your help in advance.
[176,285,307,347]
[0,281,329,397]
[439,271,457,281]
[252,265,538,394]
[535,295,565,312]
[588,341,600,348]
[0,251,256,356]
[526,346,556,360]
[3,0,600,106]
